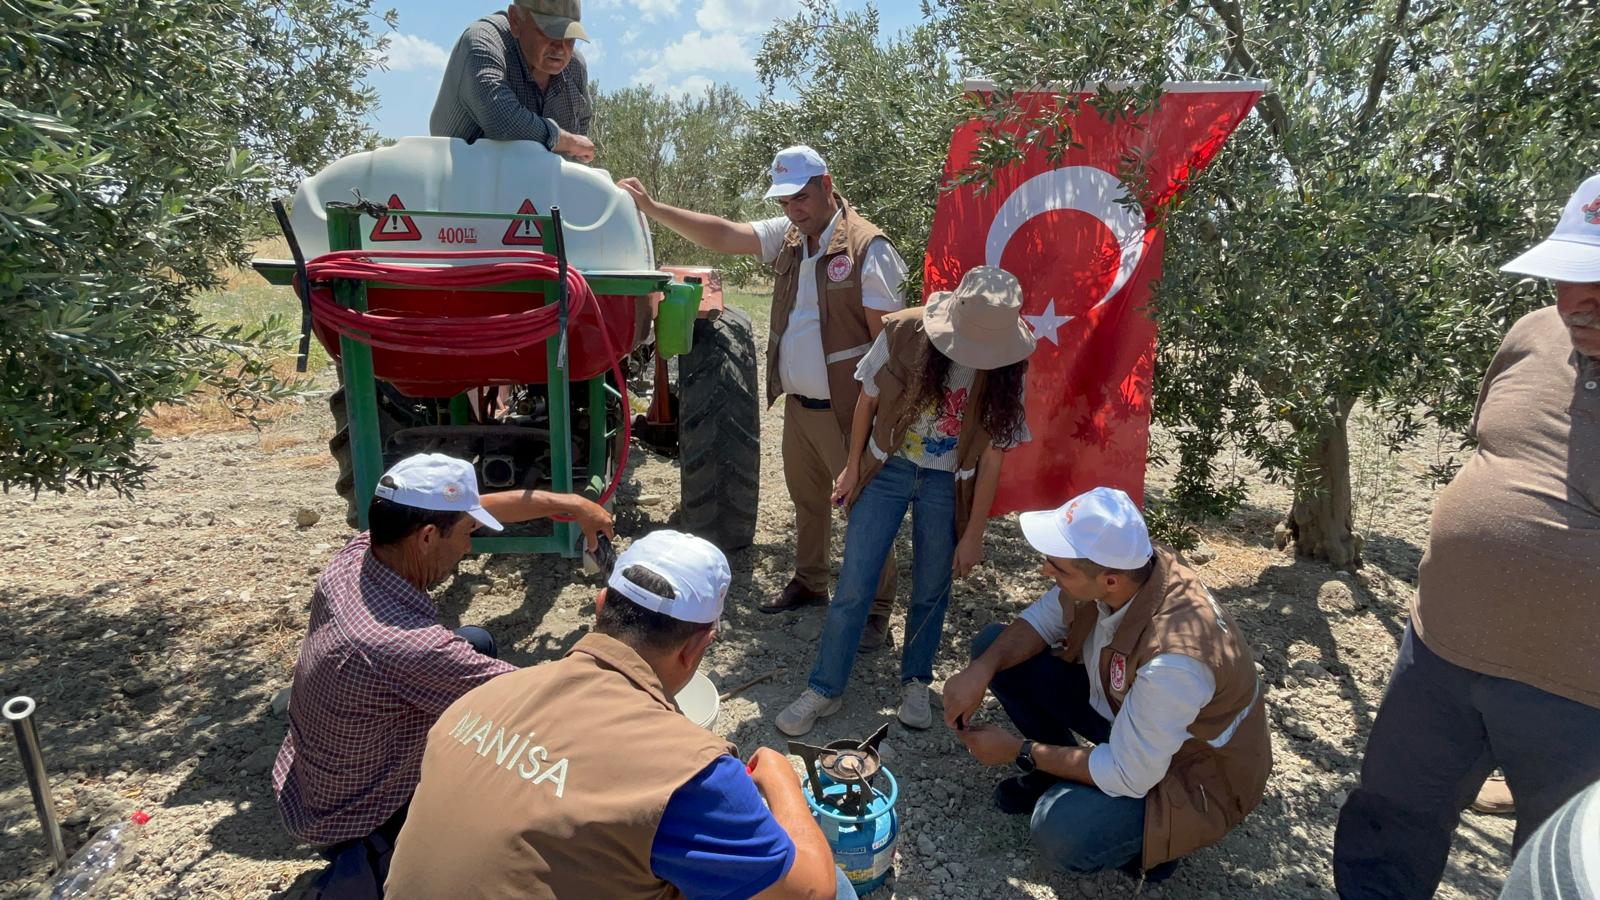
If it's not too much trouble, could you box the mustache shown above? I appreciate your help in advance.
[1565,311,1600,329]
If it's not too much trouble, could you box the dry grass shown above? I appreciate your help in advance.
[222,236,292,291]
[258,433,306,453]
[143,395,300,438]
[278,452,336,469]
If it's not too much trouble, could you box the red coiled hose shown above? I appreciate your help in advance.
[301,249,633,511]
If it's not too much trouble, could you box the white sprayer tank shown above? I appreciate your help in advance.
[288,137,658,274]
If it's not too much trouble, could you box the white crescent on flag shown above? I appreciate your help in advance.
[983,165,1149,329]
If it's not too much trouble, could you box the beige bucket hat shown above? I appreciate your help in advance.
[924,266,1037,370]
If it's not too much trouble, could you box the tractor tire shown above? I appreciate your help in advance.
[327,385,423,528]
[677,309,760,551]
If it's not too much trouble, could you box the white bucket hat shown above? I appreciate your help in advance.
[923,266,1038,370]
[1502,173,1600,283]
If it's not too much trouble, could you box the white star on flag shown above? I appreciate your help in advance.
[1024,300,1073,345]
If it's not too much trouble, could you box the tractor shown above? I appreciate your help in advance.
[252,137,761,555]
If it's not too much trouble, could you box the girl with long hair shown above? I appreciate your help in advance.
[776,266,1037,735]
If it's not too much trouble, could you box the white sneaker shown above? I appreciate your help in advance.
[897,682,933,730]
[776,688,843,736]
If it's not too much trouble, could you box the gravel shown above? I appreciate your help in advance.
[0,359,1516,899]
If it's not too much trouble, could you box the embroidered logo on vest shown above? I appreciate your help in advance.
[1109,652,1128,693]
[827,255,853,282]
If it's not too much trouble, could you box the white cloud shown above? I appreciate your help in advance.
[635,0,681,21]
[660,75,716,99]
[582,40,605,65]
[378,33,451,73]
[621,28,641,44]
[631,30,755,88]
[695,0,799,33]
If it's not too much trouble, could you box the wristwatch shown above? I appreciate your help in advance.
[1015,739,1036,774]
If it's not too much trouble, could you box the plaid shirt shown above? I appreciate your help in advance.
[271,533,515,845]
[429,13,592,150]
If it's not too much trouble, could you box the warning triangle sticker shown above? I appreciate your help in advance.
[369,194,422,242]
[502,199,544,246]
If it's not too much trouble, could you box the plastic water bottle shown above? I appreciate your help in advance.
[38,811,151,899]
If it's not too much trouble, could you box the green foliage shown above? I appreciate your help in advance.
[591,82,762,280]
[1,0,389,494]
[743,2,962,298]
[755,0,1600,562]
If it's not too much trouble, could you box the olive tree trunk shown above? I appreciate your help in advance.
[1286,399,1361,568]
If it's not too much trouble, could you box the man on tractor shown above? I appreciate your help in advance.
[431,0,596,163]
[617,146,905,653]
[272,452,613,896]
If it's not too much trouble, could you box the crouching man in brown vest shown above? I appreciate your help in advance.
[617,145,902,653]
[943,488,1271,878]
[384,530,854,899]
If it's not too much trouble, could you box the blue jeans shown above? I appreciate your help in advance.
[808,456,956,698]
[972,623,1146,873]
[453,626,499,659]
[1334,623,1600,899]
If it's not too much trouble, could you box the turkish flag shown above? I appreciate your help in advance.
[925,84,1261,516]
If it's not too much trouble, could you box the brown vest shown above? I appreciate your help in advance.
[845,307,993,530]
[767,195,890,434]
[1057,547,1272,868]
[385,633,736,900]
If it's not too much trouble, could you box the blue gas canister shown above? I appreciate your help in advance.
[789,724,900,895]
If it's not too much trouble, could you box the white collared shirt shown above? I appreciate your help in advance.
[751,210,906,399]
[1018,587,1217,798]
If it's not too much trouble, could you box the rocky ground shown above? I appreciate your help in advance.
[1,295,1515,899]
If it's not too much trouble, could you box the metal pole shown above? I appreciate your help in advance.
[4,696,68,869]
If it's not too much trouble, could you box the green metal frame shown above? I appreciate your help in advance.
[320,202,672,557]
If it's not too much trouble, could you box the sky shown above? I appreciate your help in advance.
[365,0,925,139]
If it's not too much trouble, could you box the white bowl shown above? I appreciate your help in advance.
[674,671,720,730]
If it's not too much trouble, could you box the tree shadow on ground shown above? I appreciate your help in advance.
[0,581,309,888]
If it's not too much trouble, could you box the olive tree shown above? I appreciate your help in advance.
[741,2,961,297]
[756,0,1600,566]
[591,82,756,275]
[1,0,389,495]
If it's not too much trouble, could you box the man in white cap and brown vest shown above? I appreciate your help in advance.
[943,487,1271,878]
[384,530,855,899]
[617,147,904,652]
[1334,173,1600,899]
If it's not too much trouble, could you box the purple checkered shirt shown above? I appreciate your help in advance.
[271,533,515,844]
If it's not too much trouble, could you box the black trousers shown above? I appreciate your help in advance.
[1333,624,1600,899]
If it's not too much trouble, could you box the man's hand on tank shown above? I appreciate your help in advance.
[615,177,656,214]
[555,131,596,162]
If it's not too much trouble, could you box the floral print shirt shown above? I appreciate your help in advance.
[855,332,1030,471]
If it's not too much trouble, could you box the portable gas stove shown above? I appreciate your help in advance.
[788,723,900,894]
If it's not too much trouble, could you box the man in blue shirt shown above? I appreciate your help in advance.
[386,530,855,899]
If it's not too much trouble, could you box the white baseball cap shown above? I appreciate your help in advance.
[373,453,503,532]
[1019,487,1153,570]
[1502,173,1600,283]
[764,145,828,200]
[607,530,730,624]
